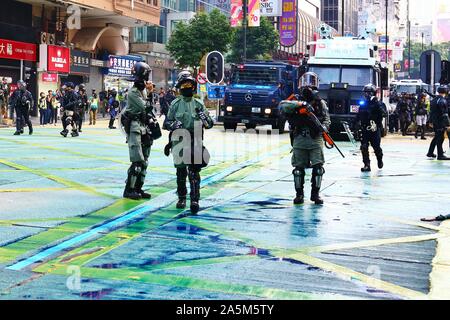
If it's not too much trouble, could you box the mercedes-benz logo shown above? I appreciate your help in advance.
[244,93,252,101]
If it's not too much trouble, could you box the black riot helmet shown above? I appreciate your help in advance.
[132,62,151,82]
[437,85,449,95]
[65,82,75,90]
[363,84,377,99]
[299,72,319,101]
[78,83,86,92]
[176,70,197,97]
[17,80,27,92]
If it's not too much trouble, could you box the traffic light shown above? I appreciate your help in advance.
[206,51,224,84]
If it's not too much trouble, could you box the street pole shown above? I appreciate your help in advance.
[341,0,345,36]
[385,0,388,63]
[243,0,247,62]
[421,32,424,52]
[407,0,411,77]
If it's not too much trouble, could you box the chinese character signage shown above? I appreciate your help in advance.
[0,39,36,62]
[105,55,142,77]
[42,73,58,82]
[248,0,260,27]
[47,45,70,73]
[260,0,282,17]
[230,0,243,27]
[71,50,91,75]
[279,0,297,47]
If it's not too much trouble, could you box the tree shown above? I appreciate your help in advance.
[228,17,279,63]
[166,9,233,71]
[403,41,450,78]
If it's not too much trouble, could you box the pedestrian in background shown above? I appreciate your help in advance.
[38,92,47,126]
[396,93,413,136]
[89,90,98,125]
[415,93,429,140]
[108,89,119,129]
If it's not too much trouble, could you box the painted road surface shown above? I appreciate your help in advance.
[0,120,449,300]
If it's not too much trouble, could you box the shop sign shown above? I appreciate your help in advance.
[0,39,36,61]
[42,73,58,82]
[47,45,70,73]
[70,50,91,75]
[105,55,143,77]
[279,0,297,47]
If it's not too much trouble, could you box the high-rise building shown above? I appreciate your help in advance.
[321,0,358,36]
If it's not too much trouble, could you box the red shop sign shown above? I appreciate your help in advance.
[0,39,36,61]
[47,45,70,73]
[42,73,58,82]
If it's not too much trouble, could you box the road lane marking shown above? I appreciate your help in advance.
[428,220,450,299]
[7,144,290,271]
[0,159,116,199]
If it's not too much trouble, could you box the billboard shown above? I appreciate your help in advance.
[260,0,282,17]
[435,0,450,42]
[230,0,243,27]
[279,0,297,47]
[247,0,260,27]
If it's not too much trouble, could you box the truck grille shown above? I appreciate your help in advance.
[227,93,269,106]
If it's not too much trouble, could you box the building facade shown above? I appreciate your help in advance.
[321,0,358,36]
[0,0,160,119]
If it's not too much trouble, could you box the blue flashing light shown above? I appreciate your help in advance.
[359,100,366,106]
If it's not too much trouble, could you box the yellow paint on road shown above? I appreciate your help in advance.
[428,220,450,299]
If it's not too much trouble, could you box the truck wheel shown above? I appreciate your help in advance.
[245,123,257,130]
[272,118,286,134]
[224,122,237,131]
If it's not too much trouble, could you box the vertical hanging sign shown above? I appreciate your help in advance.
[248,0,260,27]
[230,0,244,27]
[279,0,297,47]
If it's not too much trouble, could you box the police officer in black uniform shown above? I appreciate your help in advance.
[357,84,387,172]
[60,82,81,137]
[10,80,33,136]
[427,85,450,160]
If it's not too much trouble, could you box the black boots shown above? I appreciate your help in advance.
[292,167,324,205]
[311,166,324,205]
[176,168,188,209]
[60,129,68,137]
[123,189,141,200]
[375,150,384,169]
[293,168,305,205]
[188,169,201,214]
[176,197,187,209]
[361,164,371,172]
[135,181,151,199]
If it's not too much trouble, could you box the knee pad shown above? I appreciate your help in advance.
[312,165,325,176]
[292,167,305,177]
[130,162,143,176]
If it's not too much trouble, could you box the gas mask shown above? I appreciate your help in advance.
[301,87,314,102]
[180,81,195,97]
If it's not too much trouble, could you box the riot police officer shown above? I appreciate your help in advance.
[163,71,214,214]
[77,84,88,132]
[121,62,155,200]
[10,80,33,136]
[427,85,450,160]
[60,82,81,137]
[357,84,387,172]
[279,72,331,205]
[396,93,413,136]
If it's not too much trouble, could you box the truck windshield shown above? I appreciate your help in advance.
[396,85,419,94]
[231,68,279,85]
[309,66,340,84]
[341,68,372,86]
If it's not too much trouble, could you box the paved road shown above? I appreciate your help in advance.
[0,119,449,300]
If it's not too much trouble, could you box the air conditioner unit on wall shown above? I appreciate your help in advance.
[48,34,56,45]
[40,32,48,44]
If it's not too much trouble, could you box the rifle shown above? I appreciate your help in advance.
[295,101,345,158]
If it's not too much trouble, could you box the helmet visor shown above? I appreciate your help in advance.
[299,73,319,89]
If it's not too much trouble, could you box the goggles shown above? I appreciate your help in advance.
[180,81,194,90]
